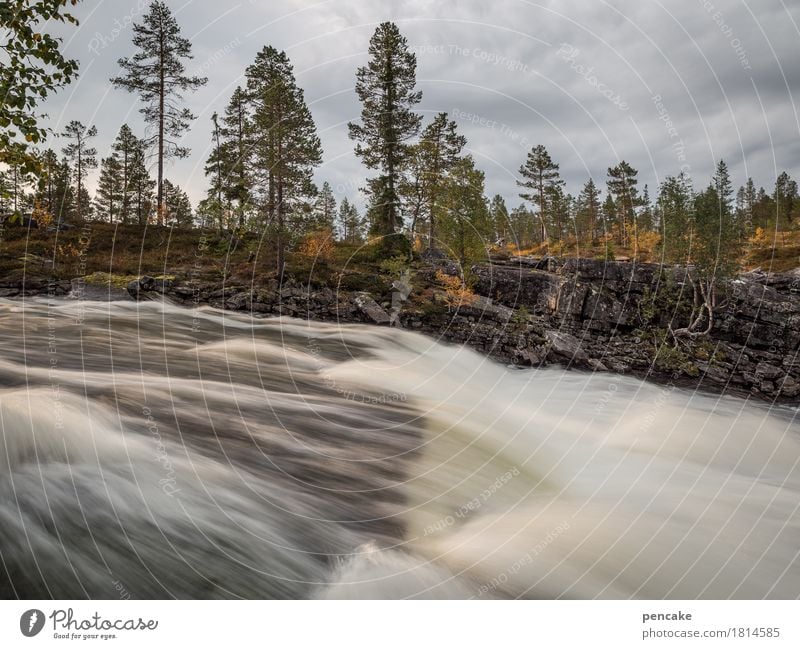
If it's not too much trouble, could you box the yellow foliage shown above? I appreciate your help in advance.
[548,240,566,256]
[297,228,334,262]
[637,230,661,253]
[749,227,769,246]
[31,201,54,229]
[435,270,477,309]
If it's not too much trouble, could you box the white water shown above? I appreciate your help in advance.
[0,298,797,598]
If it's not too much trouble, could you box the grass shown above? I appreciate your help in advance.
[1,223,797,289]
[507,230,800,272]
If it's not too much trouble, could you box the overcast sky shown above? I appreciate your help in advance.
[40,0,800,211]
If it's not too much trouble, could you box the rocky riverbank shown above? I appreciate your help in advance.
[2,258,799,403]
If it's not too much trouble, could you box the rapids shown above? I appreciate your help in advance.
[0,298,797,599]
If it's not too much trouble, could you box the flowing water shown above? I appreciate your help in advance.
[0,297,798,599]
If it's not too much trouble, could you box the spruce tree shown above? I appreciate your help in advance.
[440,156,492,267]
[34,149,58,216]
[606,160,639,247]
[658,172,694,263]
[162,179,193,226]
[111,1,207,224]
[129,141,155,225]
[489,194,509,242]
[416,113,466,248]
[96,154,122,223]
[517,144,563,244]
[221,87,252,227]
[111,124,141,223]
[774,171,797,228]
[576,179,601,243]
[348,22,422,247]
[245,46,322,274]
[337,197,365,243]
[314,181,337,231]
[60,120,97,222]
[51,156,75,224]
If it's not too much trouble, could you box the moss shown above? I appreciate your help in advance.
[82,272,139,288]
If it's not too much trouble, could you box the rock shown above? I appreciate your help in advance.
[780,376,800,398]
[608,360,630,373]
[544,330,589,363]
[354,293,390,325]
[127,275,155,299]
[755,361,784,381]
[759,380,776,395]
[522,347,547,365]
[588,358,608,372]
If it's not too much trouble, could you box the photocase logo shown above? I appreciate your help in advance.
[20,609,45,637]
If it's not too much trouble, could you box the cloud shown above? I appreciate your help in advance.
[39,0,800,210]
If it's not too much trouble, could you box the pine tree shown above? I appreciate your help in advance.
[203,111,228,231]
[606,160,639,247]
[348,22,422,247]
[60,120,97,222]
[246,46,322,273]
[96,154,122,223]
[576,179,601,243]
[111,1,207,224]
[517,144,563,244]
[416,113,466,249]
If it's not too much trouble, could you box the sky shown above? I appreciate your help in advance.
[39,0,800,211]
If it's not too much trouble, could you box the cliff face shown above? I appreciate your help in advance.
[471,258,800,400]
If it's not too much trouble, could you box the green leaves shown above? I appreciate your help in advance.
[0,0,79,185]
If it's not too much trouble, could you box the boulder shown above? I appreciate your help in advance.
[755,361,784,381]
[354,293,391,325]
[544,330,589,363]
[127,275,155,299]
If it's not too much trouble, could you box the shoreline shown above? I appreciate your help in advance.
[3,257,799,406]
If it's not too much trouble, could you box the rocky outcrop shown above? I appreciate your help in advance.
[473,259,800,401]
[7,258,798,403]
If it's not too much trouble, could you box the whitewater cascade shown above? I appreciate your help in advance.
[0,298,797,599]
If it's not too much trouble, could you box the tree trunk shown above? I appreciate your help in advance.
[157,23,165,226]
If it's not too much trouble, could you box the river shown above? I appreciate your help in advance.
[0,298,798,599]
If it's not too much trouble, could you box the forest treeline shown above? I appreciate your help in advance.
[2,1,798,277]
